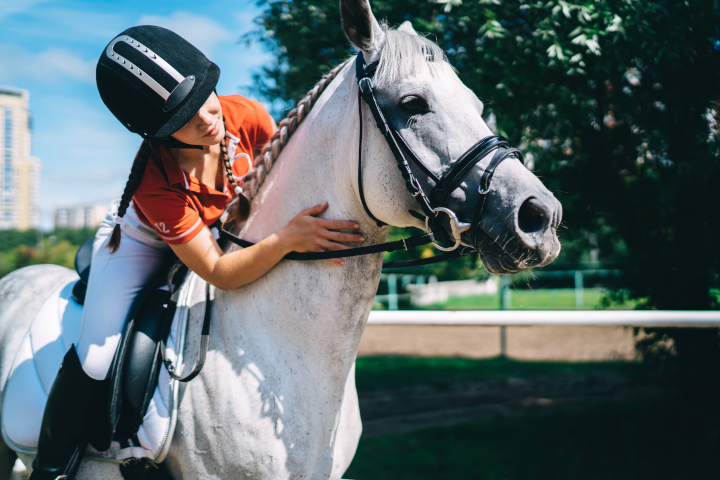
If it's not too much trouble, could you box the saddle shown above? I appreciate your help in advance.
[1,238,199,468]
[73,239,188,454]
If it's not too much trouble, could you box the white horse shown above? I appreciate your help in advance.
[0,1,562,478]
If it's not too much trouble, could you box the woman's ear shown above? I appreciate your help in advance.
[340,0,385,59]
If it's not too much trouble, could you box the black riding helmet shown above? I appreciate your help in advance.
[96,25,220,149]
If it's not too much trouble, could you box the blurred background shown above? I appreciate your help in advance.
[2,0,720,479]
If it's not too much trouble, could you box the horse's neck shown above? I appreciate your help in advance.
[240,66,383,243]
[212,63,385,366]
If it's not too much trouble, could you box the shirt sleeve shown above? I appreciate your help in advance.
[133,186,206,245]
[247,99,277,150]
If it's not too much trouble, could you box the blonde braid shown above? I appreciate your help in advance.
[220,125,250,228]
[242,59,350,201]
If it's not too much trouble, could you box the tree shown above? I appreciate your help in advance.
[248,0,720,384]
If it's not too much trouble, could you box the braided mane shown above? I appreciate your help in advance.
[242,59,351,200]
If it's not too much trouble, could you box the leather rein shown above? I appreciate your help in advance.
[164,52,526,382]
[216,52,524,268]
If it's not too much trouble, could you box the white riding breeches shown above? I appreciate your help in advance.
[76,201,170,380]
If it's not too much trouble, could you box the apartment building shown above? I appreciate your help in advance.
[0,86,41,230]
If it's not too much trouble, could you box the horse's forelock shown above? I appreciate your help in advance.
[373,25,452,88]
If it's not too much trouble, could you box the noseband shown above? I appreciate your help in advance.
[218,53,525,268]
[355,52,525,251]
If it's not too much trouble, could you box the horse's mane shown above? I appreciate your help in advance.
[373,25,449,88]
[242,60,349,201]
[242,25,449,201]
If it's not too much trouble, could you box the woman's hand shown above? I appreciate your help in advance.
[276,202,364,265]
[171,201,363,291]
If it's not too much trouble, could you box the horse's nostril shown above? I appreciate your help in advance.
[518,198,546,234]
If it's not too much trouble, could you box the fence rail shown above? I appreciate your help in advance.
[367,310,720,327]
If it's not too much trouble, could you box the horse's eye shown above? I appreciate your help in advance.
[399,96,428,115]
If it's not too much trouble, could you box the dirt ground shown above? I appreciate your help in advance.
[358,325,638,361]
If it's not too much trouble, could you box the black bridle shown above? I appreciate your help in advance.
[217,52,524,268]
[355,52,525,251]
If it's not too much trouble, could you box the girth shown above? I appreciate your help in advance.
[354,52,525,250]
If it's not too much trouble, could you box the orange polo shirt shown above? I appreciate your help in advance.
[132,95,276,244]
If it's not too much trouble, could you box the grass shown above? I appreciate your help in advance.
[422,288,639,310]
[347,356,716,480]
[354,356,644,391]
[344,395,719,480]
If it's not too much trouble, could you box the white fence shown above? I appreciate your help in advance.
[367,310,720,327]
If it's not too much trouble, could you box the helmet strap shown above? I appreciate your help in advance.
[138,132,203,150]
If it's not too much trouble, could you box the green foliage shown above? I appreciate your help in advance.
[250,0,720,381]
[250,0,720,303]
[0,240,79,278]
[0,229,38,252]
[0,228,94,279]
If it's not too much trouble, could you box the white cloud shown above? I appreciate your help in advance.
[0,0,54,21]
[0,43,95,84]
[136,12,233,57]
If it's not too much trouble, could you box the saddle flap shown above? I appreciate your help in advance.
[123,288,173,417]
[74,238,94,285]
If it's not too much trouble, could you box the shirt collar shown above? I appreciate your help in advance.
[159,144,230,197]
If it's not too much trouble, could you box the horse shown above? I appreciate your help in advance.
[0,0,562,478]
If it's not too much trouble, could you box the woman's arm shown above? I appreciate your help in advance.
[169,202,363,290]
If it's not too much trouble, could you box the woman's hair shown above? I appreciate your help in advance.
[107,123,251,253]
[219,131,251,229]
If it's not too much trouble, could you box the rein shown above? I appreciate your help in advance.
[216,52,525,265]
[354,52,525,251]
[163,52,525,382]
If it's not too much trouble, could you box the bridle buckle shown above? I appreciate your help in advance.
[424,207,471,252]
[358,77,374,95]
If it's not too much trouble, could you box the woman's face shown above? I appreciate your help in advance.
[171,92,225,147]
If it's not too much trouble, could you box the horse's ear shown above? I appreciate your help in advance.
[340,0,384,53]
[397,21,418,36]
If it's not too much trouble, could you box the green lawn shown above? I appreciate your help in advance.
[347,357,715,480]
[422,288,638,310]
[354,356,643,391]
[345,395,718,480]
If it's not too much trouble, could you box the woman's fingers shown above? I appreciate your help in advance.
[313,243,346,265]
[319,240,353,251]
[322,230,365,243]
[299,202,329,217]
[318,240,350,266]
[319,218,360,231]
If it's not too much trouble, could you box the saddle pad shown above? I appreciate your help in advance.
[1,272,200,463]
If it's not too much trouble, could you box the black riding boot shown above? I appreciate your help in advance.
[29,346,104,480]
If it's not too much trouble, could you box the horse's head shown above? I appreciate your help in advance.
[340,0,561,274]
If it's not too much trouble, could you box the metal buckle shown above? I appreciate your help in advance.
[358,77,374,94]
[478,181,492,195]
[424,207,471,252]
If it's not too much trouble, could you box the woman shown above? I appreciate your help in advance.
[30,25,363,480]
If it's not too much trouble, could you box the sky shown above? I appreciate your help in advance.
[0,0,272,229]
